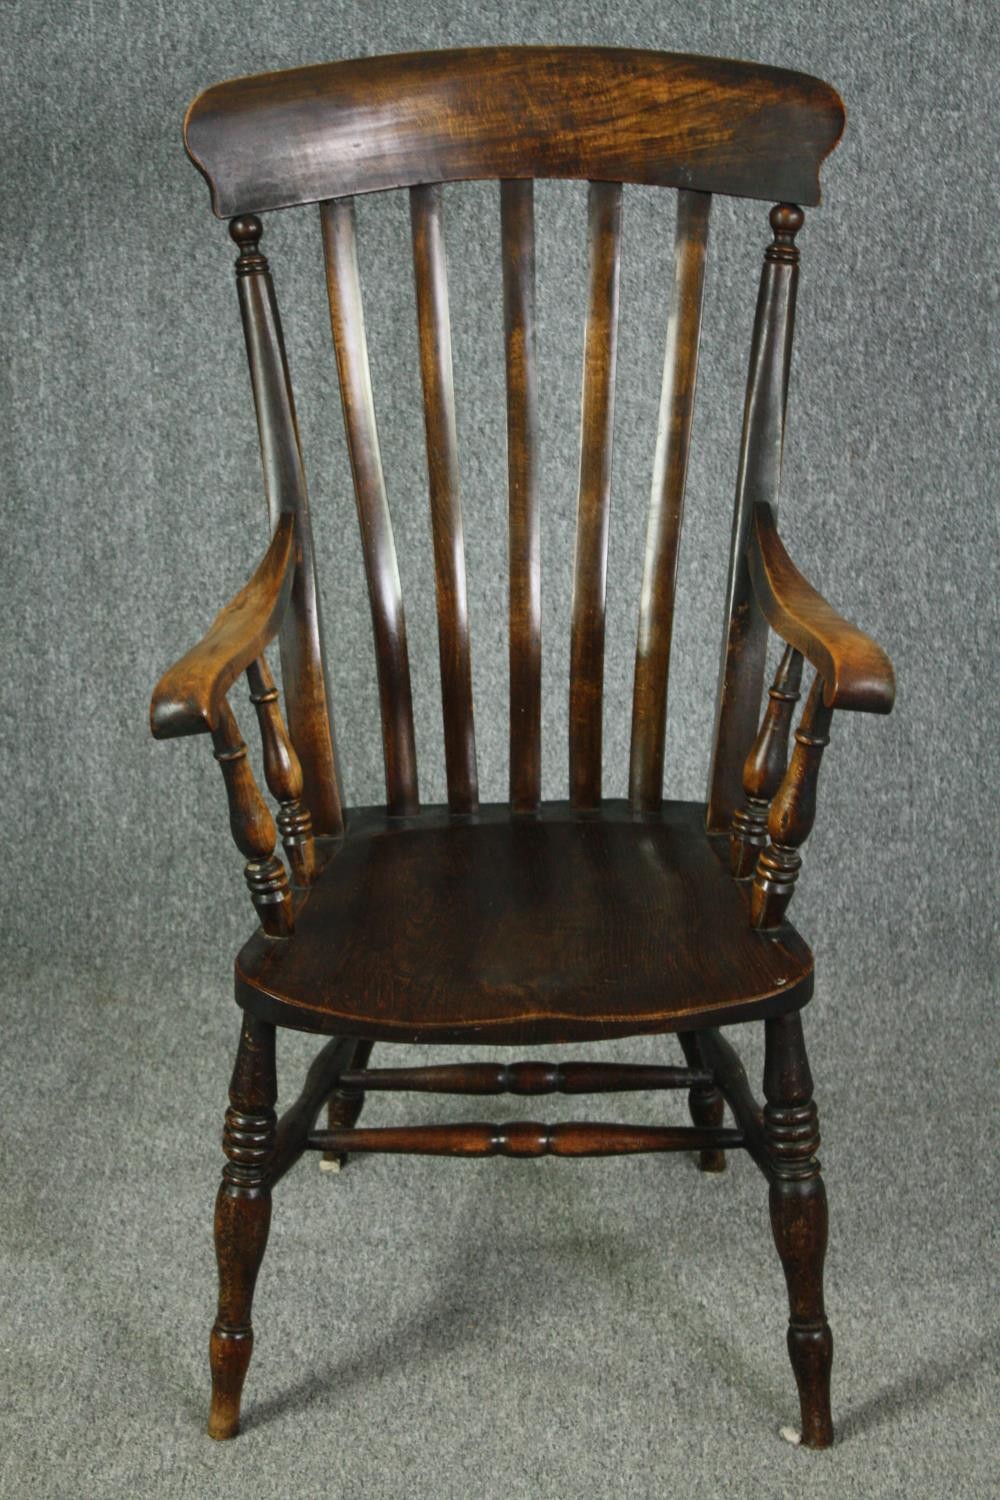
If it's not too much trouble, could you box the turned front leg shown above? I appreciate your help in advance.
[763,1011,833,1448]
[209,1015,277,1440]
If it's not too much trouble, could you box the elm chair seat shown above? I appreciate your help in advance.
[236,802,813,1043]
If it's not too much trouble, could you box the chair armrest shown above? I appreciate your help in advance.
[150,512,296,739]
[748,503,895,714]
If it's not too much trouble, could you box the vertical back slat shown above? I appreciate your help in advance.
[628,190,712,812]
[706,204,804,832]
[409,183,478,813]
[501,179,541,813]
[231,216,344,836]
[319,196,419,816]
[569,181,623,809]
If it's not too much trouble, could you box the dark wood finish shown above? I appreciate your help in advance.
[569,182,622,809]
[749,503,895,712]
[678,1032,727,1173]
[410,183,478,812]
[763,1011,833,1448]
[320,196,419,815]
[184,48,844,216]
[150,512,295,739]
[247,656,317,886]
[322,1037,375,1171]
[730,643,803,878]
[211,699,293,937]
[231,216,343,836]
[235,802,813,1044]
[629,190,711,811]
[209,1015,277,1440]
[267,1034,357,1187]
[150,44,898,1451]
[751,676,834,928]
[501,179,542,812]
[306,1121,746,1158]
[695,1027,770,1172]
[338,1061,709,1094]
[706,204,804,833]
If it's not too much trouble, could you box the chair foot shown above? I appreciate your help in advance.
[678,1031,727,1172]
[207,1015,276,1440]
[764,1012,834,1449]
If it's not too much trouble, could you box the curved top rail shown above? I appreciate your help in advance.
[184,46,845,216]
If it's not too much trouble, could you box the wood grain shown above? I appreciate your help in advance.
[629,189,712,811]
[230,215,343,835]
[569,182,622,809]
[410,183,478,812]
[749,503,895,712]
[320,196,419,815]
[706,204,804,832]
[235,801,813,1044]
[150,513,295,740]
[501,179,542,812]
[185,47,845,216]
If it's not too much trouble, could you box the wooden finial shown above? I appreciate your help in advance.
[750,675,833,928]
[730,644,804,878]
[229,215,267,275]
[766,203,804,264]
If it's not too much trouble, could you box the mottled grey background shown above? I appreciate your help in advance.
[2,3,997,1497]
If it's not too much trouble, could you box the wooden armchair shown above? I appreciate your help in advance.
[151,47,894,1449]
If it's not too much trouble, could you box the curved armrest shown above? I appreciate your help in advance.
[748,503,895,714]
[150,513,296,739]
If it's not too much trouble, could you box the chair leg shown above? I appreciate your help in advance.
[678,1031,726,1172]
[321,1037,374,1173]
[208,1014,277,1441]
[763,1011,834,1448]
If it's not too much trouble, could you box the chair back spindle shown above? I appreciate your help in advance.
[629,189,712,812]
[230,217,343,836]
[501,179,542,814]
[409,184,478,813]
[706,204,804,832]
[320,197,420,816]
[247,657,318,885]
[569,181,623,810]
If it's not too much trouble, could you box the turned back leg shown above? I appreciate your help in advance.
[322,1038,374,1173]
[678,1032,726,1172]
[209,1014,277,1440]
[763,1011,833,1448]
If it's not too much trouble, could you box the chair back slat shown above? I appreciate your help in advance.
[628,190,712,812]
[319,196,420,816]
[231,217,344,835]
[569,181,623,809]
[501,180,541,813]
[409,184,478,813]
[706,205,804,831]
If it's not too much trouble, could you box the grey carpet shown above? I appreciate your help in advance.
[1,0,997,1495]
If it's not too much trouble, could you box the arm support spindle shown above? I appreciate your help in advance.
[212,699,294,937]
[750,675,833,928]
[730,644,803,877]
[247,657,317,885]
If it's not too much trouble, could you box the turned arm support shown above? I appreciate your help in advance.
[748,502,895,715]
[150,512,296,740]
